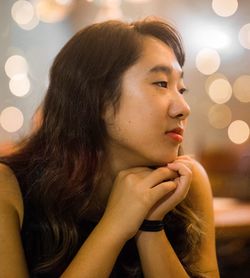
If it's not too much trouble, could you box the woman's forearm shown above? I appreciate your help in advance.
[61,216,127,278]
[136,230,189,278]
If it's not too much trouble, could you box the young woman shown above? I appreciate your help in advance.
[0,18,219,277]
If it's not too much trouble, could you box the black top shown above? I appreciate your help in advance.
[0,160,143,277]
[21,202,143,277]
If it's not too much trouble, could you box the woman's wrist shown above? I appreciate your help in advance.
[98,214,131,244]
[139,219,165,232]
[135,228,166,244]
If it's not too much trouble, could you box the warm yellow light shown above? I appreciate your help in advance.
[212,0,238,17]
[239,23,250,50]
[208,104,232,129]
[4,55,28,79]
[125,0,150,2]
[94,1,123,22]
[228,120,250,144]
[196,27,231,49]
[36,0,74,23]
[233,75,250,103]
[9,74,31,97]
[0,107,24,133]
[205,73,227,93]
[18,13,39,30]
[55,0,73,5]
[196,48,220,75]
[11,0,35,25]
[208,78,232,104]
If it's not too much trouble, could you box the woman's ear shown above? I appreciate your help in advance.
[101,103,115,124]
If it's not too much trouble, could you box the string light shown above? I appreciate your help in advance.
[0,107,24,133]
[94,0,123,22]
[55,0,73,5]
[212,0,238,17]
[233,75,250,103]
[207,78,232,104]
[205,73,227,92]
[36,0,74,23]
[9,74,31,97]
[196,48,220,75]
[228,120,250,144]
[11,0,35,25]
[239,23,250,50]
[194,26,231,49]
[125,0,150,3]
[19,13,39,30]
[208,104,232,129]
[4,55,28,79]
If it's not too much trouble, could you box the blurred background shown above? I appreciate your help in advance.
[0,0,250,277]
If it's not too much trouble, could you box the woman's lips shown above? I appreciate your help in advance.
[165,128,184,143]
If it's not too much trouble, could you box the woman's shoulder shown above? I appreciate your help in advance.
[185,157,213,211]
[179,155,211,190]
[191,158,210,185]
[0,163,24,227]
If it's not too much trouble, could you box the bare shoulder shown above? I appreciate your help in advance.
[191,159,212,198]
[177,155,212,202]
[0,163,24,227]
[192,158,210,183]
[0,163,29,276]
[180,156,215,223]
[185,158,220,276]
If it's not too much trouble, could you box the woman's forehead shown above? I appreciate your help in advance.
[129,36,182,77]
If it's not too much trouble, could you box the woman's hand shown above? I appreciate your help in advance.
[102,166,178,240]
[145,156,193,221]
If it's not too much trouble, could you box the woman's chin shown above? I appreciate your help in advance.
[146,154,178,168]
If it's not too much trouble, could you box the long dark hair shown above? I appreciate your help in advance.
[1,18,204,277]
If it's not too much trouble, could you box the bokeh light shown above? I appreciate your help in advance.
[196,48,220,75]
[18,13,39,30]
[196,27,231,49]
[228,120,250,144]
[125,0,150,2]
[205,73,227,93]
[208,78,232,104]
[55,0,73,5]
[11,0,35,25]
[208,104,232,129]
[233,75,250,103]
[0,107,24,133]
[36,0,74,23]
[239,23,250,49]
[9,74,31,97]
[4,55,28,79]
[94,0,123,22]
[212,0,238,17]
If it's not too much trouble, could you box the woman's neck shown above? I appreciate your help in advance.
[82,160,115,222]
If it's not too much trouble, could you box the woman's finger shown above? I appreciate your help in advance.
[141,167,178,189]
[150,180,177,204]
[166,162,192,203]
[168,162,192,180]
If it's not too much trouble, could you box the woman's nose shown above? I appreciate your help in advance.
[168,93,191,120]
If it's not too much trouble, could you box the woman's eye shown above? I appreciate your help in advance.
[179,88,188,95]
[154,81,168,88]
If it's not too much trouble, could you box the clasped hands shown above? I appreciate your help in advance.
[103,156,193,239]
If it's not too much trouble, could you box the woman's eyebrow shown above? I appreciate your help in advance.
[147,65,184,78]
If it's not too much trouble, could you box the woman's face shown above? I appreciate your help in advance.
[104,36,190,169]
